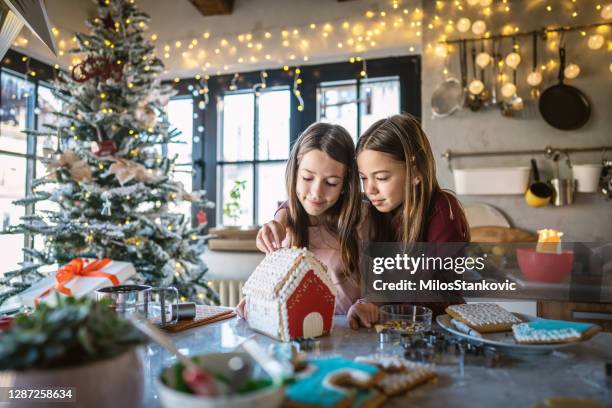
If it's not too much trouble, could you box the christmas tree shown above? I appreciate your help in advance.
[0,0,217,305]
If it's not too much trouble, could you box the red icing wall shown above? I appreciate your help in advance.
[286,269,335,339]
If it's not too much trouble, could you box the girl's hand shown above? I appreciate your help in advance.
[348,301,379,329]
[256,220,286,253]
[236,298,247,320]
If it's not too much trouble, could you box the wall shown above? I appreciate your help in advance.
[421,1,612,241]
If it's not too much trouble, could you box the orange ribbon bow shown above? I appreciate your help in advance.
[34,258,118,306]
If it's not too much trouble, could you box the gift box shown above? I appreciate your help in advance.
[19,258,136,308]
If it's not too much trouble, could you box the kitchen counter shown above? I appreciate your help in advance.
[142,316,612,407]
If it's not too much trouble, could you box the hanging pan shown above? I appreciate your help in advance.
[431,40,466,118]
[539,44,591,130]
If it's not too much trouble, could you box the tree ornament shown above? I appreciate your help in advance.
[135,103,157,129]
[71,56,122,83]
[91,140,118,156]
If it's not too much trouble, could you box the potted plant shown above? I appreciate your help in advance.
[222,179,247,227]
[0,296,147,408]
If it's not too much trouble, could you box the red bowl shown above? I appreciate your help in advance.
[516,248,575,283]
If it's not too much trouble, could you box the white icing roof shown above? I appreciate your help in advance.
[242,247,336,300]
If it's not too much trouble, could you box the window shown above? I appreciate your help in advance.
[166,97,195,218]
[217,88,290,226]
[317,76,401,142]
[0,69,35,271]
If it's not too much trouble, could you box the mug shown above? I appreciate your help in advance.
[550,178,576,206]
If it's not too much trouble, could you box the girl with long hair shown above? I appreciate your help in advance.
[356,113,470,317]
[238,123,377,328]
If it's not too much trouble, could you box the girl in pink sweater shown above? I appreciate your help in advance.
[237,122,377,328]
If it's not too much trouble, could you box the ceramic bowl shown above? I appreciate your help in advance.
[156,351,284,408]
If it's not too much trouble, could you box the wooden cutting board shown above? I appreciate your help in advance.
[470,226,538,243]
[162,306,236,333]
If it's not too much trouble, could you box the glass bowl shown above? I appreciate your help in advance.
[378,305,433,337]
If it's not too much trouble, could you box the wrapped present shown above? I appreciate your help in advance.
[19,258,136,308]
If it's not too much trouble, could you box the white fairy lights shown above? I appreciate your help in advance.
[564,63,581,79]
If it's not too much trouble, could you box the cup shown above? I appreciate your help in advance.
[148,287,180,327]
[572,164,603,193]
[550,178,576,206]
[95,284,151,318]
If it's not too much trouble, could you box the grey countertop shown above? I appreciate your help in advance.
[142,316,612,408]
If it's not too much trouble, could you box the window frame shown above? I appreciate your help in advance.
[216,85,291,226]
[199,55,421,228]
[0,66,49,255]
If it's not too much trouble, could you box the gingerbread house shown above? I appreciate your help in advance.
[242,247,336,342]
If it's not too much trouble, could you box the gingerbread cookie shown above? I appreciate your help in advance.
[446,303,522,333]
[512,319,601,344]
[284,357,386,408]
[355,354,437,397]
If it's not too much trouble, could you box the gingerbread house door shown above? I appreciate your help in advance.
[302,312,324,337]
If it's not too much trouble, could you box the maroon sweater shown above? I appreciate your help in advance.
[410,190,469,316]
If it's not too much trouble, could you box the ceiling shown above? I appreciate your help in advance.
[11,0,422,78]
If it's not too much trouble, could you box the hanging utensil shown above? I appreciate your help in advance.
[502,37,524,115]
[478,39,491,106]
[460,39,468,108]
[431,48,464,118]
[525,159,553,207]
[467,43,483,111]
[538,37,591,130]
[527,32,543,99]
[549,151,576,206]
[490,39,498,106]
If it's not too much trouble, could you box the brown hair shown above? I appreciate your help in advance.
[356,113,469,244]
[285,122,361,280]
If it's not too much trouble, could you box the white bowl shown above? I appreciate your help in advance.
[156,352,284,408]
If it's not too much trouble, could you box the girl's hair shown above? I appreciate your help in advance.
[285,122,361,280]
[356,113,469,244]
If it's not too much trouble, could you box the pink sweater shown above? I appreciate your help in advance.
[279,223,361,315]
